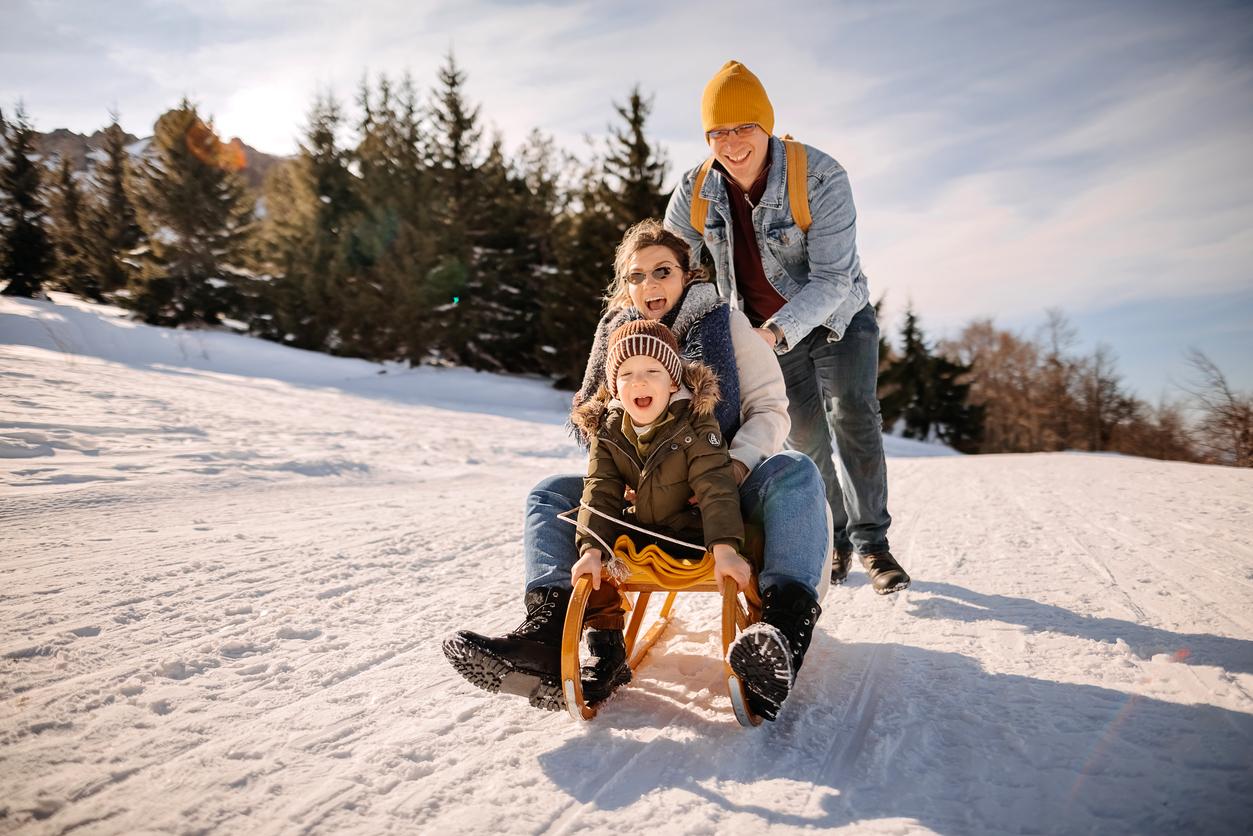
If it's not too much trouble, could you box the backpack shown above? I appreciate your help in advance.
[688,136,812,236]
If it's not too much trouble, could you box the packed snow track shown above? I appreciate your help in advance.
[2,295,1251,834]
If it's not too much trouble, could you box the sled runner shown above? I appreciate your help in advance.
[557,506,764,727]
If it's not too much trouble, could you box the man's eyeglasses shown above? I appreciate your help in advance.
[626,265,680,285]
[706,123,758,141]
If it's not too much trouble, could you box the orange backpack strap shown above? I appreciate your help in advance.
[689,157,716,235]
[783,138,812,234]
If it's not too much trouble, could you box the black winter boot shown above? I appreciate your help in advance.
[831,547,853,585]
[727,582,821,721]
[580,629,632,704]
[442,586,571,712]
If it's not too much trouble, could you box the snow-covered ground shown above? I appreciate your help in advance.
[2,294,1250,835]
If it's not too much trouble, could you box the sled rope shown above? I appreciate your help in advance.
[556,505,710,584]
[557,504,707,553]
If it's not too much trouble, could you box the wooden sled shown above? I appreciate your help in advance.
[558,531,764,727]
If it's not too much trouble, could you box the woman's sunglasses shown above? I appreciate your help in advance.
[626,265,681,285]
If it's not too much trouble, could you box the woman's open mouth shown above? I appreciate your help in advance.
[645,295,667,313]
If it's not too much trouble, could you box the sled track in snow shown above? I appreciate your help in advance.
[536,663,729,835]
[798,503,919,816]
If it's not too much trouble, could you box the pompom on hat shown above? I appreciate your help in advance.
[605,320,684,398]
[701,60,774,136]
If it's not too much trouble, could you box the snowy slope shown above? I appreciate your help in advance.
[1,295,1250,835]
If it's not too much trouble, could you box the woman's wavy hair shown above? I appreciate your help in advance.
[604,218,708,310]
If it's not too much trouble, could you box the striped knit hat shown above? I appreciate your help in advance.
[605,320,684,397]
[701,60,774,136]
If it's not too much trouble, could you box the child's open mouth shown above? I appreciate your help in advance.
[633,396,653,409]
[645,295,667,313]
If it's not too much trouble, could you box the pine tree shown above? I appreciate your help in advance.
[879,307,929,435]
[345,73,439,361]
[256,91,359,350]
[424,52,498,366]
[880,306,983,450]
[47,156,98,299]
[540,151,620,386]
[126,100,256,325]
[447,134,517,370]
[511,129,567,373]
[0,104,54,298]
[86,115,144,294]
[537,90,669,385]
[601,86,668,226]
[447,130,565,373]
[930,351,984,452]
[1077,344,1136,452]
[428,51,482,265]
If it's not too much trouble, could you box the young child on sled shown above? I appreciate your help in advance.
[566,318,754,703]
[445,314,820,720]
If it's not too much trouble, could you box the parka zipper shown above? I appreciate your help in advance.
[598,422,689,490]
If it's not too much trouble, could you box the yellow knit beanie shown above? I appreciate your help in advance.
[701,60,774,136]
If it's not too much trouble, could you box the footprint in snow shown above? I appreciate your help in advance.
[277,627,322,641]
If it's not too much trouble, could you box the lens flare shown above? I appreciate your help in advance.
[1068,647,1191,805]
[184,118,247,173]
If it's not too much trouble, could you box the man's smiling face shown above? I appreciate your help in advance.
[707,122,769,191]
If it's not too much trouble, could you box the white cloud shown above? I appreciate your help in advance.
[859,53,1253,332]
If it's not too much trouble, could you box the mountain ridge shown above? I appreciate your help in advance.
[29,126,285,189]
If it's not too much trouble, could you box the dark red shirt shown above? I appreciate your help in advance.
[717,147,786,326]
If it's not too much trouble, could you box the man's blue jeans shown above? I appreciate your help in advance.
[523,451,828,600]
[775,303,891,556]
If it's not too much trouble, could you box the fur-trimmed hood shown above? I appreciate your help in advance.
[570,360,721,441]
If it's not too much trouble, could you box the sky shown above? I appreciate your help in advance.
[2,0,1251,400]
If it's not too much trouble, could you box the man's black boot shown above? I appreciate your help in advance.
[727,582,821,721]
[831,547,853,585]
[580,629,632,704]
[859,551,911,594]
[443,586,571,711]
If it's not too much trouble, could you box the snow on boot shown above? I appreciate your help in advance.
[831,547,853,586]
[580,629,631,704]
[442,586,571,712]
[859,551,911,595]
[728,582,821,721]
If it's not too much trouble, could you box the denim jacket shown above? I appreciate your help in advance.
[664,134,870,351]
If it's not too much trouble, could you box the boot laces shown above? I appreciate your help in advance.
[513,597,556,637]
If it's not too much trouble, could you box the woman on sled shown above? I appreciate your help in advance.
[444,219,831,721]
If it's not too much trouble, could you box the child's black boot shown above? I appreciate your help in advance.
[580,629,631,704]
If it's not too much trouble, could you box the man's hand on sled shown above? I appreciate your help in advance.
[712,544,752,592]
[572,549,603,590]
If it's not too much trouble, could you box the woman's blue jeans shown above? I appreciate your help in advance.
[523,450,828,600]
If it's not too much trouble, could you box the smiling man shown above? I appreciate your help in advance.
[665,60,909,594]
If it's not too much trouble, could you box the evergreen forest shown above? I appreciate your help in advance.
[1,55,1248,466]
